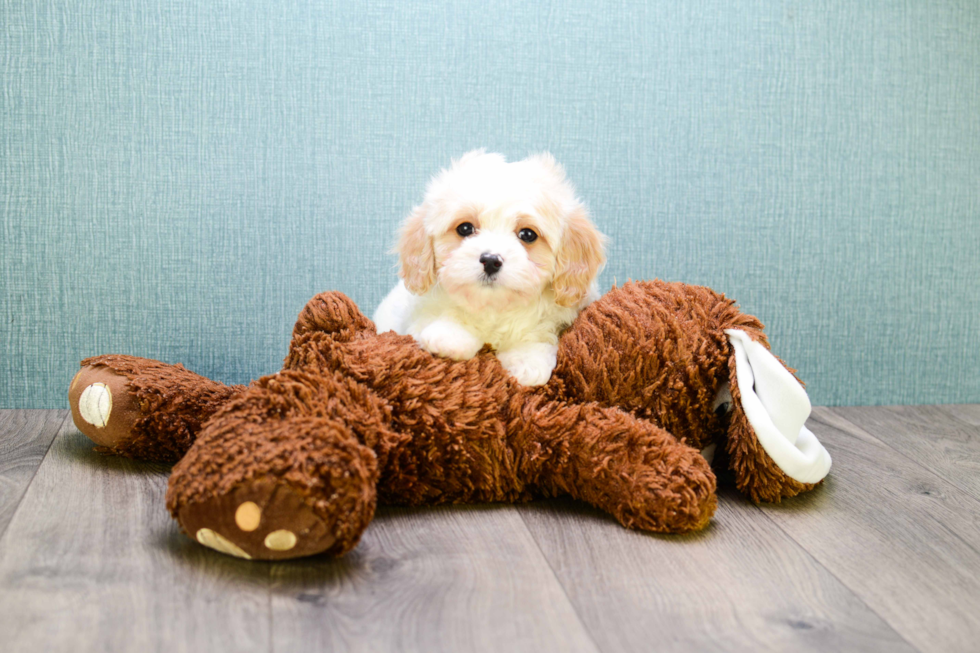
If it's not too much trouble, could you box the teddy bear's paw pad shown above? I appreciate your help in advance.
[264,529,298,551]
[78,382,112,427]
[179,478,336,560]
[195,528,251,559]
[234,501,262,531]
[68,365,142,449]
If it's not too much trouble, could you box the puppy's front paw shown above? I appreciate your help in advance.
[496,342,559,387]
[416,320,484,361]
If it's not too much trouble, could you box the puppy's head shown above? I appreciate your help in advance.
[397,150,606,311]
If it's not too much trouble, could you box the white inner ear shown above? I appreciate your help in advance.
[725,329,832,484]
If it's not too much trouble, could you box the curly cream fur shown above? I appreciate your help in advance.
[375,150,606,386]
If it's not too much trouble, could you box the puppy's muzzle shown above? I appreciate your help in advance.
[479,252,504,277]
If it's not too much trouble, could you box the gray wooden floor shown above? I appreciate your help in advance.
[1,406,979,653]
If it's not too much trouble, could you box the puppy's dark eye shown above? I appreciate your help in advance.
[456,222,475,237]
[518,228,538,243]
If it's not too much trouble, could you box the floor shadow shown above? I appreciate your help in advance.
[151,510,372,592]
[507,495,720,544]
[718,477,834,513]
[152,524,284,591]
[62,426,173,476]
[148,494,730,591]
[137,468,837,587]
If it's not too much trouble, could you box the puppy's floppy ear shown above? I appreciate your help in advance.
[553,205,606,308]
[396,205,437,295]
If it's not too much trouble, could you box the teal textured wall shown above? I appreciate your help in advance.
[2,0,979,408]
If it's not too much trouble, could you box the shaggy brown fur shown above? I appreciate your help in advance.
[68,280,815,560]
[69,356,245,461]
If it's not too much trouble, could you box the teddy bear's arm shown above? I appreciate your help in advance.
[515,400,717,533]
[69,355,246,462]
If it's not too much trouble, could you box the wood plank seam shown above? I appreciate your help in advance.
[942,407,980,430]
[826,408,980,521]
[516,510,604,653]
[755,408,980,653]
[832,405,980,504]
[750,501,925,653]
[0,410,69,544]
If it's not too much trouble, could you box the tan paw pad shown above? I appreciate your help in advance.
[235,501,262,531]
[196,528,252,559]
[78,382,113,428]
[264,529,297,551]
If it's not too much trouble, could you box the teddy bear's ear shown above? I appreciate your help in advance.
[722,328,832,502]
[553,205,607,308]
[396,205,437,295]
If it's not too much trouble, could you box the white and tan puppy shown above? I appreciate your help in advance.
[373,150,606,386]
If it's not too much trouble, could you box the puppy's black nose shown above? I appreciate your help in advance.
[479,252,503,276]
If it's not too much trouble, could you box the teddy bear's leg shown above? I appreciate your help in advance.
[529,401,718,533]
[68,355,246,462]
[166,369,386,560]
[291,291,376,342]
[720,329,832,502]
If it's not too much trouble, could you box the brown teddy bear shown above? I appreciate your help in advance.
[68,280,831,560]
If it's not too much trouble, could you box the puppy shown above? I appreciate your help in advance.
[373,150,606,386]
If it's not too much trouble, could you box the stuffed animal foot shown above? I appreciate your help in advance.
[176,476,338,560]
[166,374,382,560]
[69,355,245,462]
[167,414,379,560]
